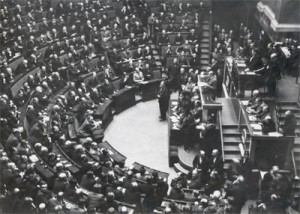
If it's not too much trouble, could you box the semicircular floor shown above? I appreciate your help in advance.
[104,99,177,178]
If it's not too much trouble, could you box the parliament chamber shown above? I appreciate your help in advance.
[0,0,300,213]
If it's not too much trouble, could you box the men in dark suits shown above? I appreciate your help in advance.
[282,110,297,136]
[247,49,263,71]
[157,81,171,121]
[209,149,224,175]
[141,176,156,213]
[202,71,217,99]
[15,59,28,76]
[168,58,181,91]
[189,53,200,67]
[134,47,144,59]
[261,115,276,134]
[5,127,22,155]
[226,175,248,213]
[193,150,209,180]
[101,78,115,98]
[158,30,169,45]
[120,73,133,89]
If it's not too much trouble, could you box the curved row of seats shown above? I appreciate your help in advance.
[1,1,209,212]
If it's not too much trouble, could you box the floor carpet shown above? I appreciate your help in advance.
[104,99,177,179]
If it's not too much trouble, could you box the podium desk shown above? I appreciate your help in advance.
[112,86,136,114]
[224,57,261,97]
[94,99,113,129]
[140,79,163,101]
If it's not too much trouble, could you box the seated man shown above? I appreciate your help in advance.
[193,150,209,181]
[101,78,115,98]
[133,67,144,84]
[119,73,133,89]
[174,32,184,45]
[247,90,261,107]
[247,97,268,115]
[158,30,169,45]
[282,110,297,136]
[133,47,144,59]
[78,115,103,140]
[142,63,153,81]
[261,116,276,134]
[200,71,217,99]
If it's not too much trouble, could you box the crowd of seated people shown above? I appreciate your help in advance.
[1,0,298,213]
[0,0,204,213]
[249,166,293,214]
[165,149,251,213]
[212,22,299,97]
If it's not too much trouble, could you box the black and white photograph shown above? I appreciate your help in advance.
[0,0,299,213]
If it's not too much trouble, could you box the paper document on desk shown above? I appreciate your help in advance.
[249,115,257,122]
[246,71,256,75]
[253,131,262,136]
[170,116,179,122]
[250,123,262,130]
[171,101,178,106]
[65,163,72,168]
[237,63,246,67]
[241,100,248,106]
[268,132,283,137]
[196,124,206,130]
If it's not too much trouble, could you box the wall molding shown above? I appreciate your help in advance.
[257,2,300,32]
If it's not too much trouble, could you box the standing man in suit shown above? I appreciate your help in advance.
[193,150,209,182]
[157,80,171,121]
[209,149,224,175]
[282,110,297,136]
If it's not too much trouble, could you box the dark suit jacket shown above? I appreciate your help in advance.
[193,155,209,173]
[247,54,263,71]
[210,156,224,173]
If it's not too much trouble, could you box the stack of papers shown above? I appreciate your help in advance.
[241,100,248,106]
[268,132,283,137]
[171,101,178,106]
[253,131,262,136]
[237,63,246,67]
